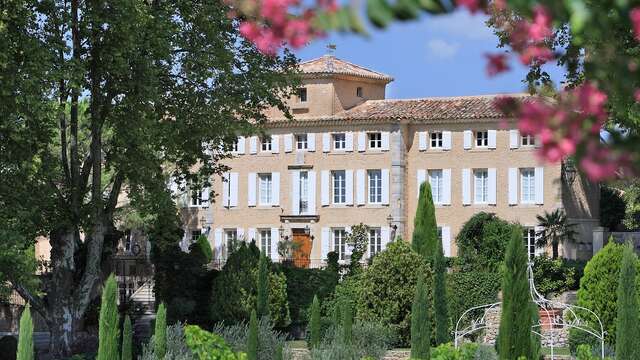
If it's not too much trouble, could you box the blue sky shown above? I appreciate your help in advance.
[293,10,565,99]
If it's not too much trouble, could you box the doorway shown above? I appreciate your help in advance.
[292,228,312,268]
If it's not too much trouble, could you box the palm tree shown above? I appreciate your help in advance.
[536,209,578,259]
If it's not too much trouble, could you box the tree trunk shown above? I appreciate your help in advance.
[552,242,559,259]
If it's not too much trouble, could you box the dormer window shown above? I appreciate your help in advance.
[333,133,346,150]
[297,88,307,103]
[356,87,363,98]
[261,136,272,152]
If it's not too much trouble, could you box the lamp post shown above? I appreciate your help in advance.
[387,214,397,242]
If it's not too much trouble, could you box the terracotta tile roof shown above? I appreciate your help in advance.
[299,55,394,83]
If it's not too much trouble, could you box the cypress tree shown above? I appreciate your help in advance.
[16,304,33,360]
[410,272,431,360]
[615,244,640,359]
[247,309,259,360]
[497,227,539,360]
[433,246,450,345]
[332,301,342,328]
[256,254,270,319]
[98,274,120,360]
[274,344,284,360]
[342,301,353,344]
[412,182,438,261]
[122,315,133,360]
[309,295,321,349]
[155,302,167,360]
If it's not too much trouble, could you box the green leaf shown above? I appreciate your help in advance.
[393,0,421,20]
[366,0,395,28]
[418,0,447,14]
[564,0,590,34]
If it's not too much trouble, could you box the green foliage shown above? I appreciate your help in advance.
[342,301,353,344]
[98,275,120,360]
[155,303,168,360]
[615,244,640,358]
[600,186,626,231]
[536,209,578,259]
[346,223,370,274]
[309,295,321,349]
[247,310,258,360]
[446,271,501,335]
[256,255,269,319]
[473,344,498,360]
[309,320,396,360]
[355,241,430,346]
[17,304,33,360]
[196,235,213,264]
[140,323,194,360]
[410,272,431,360]
[497,228,539,360]
[430,343,478,360]
[122,315,133,360]
[0,231,40,303]
[274,345,283,360]
[280,266,337,326]
[184,325,246,360]
[576,345,595,360]
[576,241,640,345]
[456,213,513,272]
[211,318,287,360]
[433,245,450,345]
[532,255,576,297]
[412,182,439,262]
[623,181,640,231]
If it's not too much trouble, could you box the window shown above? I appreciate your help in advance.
[191,229,202,243]
[521,168,536,203]
[260,229,272,258]
[191,188,203,206]
[521,134,536,146]
[356,86,363,97]
[296,134,308,150]
[368,132,382,149]
[261,136,272,152]
[333,133,346,150]
[258,173,272,205]
[333,228,347,261]
[523,227,536,259]
[474,169,489,204]
[369,228,381,258]
[225,229,237,257]
[231,138,239,152]
[437,226,442,242]
[332,170,346,204]
[368,170,382,203]
[476,131,488,147]
[430,132,443,148]
[124,231,133,253]
[429,170,443,204]
[299,171,309,214]
[297,87,307,102]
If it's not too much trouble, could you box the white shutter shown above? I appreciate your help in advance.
[535,167,544,204]
[345,132,354,152]
[249,136,258,154]
[230,172,239,207]
[462,169,471,205]
[443,131,452,150]
[237,136,246,154]
[381,226,391,250]
[237,228,245,242]
[271,135,279,154]
[441,226,451,257]
[321,227,330,260]
[271,172,280,206]
[201,185,210,207]
[214,228,223,260]
[381,131,390,151]
[168,177,178,196]
[488,130,497,149]
[417,169,426,198]
[321,170,330,206]
[248,173,256,206]
[488,168,497,205]
[443,169,451,205]
[535,226,545,256]
[322,133,331,152]
[270,228,279,262]
[508,168,518,205]
[291,171,300,214]
[345,170,354,205]
[308,171,316,214]
[222,173,230,207]
[356,169,366,205]
[418,132,427,151]
[463,130,472,149]
[357,132,366,152]
[284,134,293,153]
[381,169,390,205]
[247,228,256,243]
[509,130,520,149]
[308,133,316,152]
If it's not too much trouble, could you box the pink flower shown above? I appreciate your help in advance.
[485,53,510,77]
[575,82,607,120]
[261,0,293,27]
[528,5,552,41]
[635,89,640,102]
[283,19,312,48]
[455,0,484,14]
[519,45,554,65]
[631,7,640,41]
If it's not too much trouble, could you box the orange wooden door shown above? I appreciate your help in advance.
[292,231,311,268]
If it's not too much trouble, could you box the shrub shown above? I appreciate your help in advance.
[280,266,336,326]
[98,275,119,360]
[411,272,431,360]
[155,303,168,360]
[309,321,396,360]
[456,213,513,272]
[140,323,194,360]
[247,310,258,360]
[532,255,576,297]
[447,271,501,332]
[575,241,640,345]
[473,344,498,360]
[256,255,269,319]
[355,241,430,346]
[210,317,288,360]
[122,315,132,360]
[184,325,245,360]
[430,343,478,360]
[17,304,33,360]
[309,295,321,349]
[615,244,640,358]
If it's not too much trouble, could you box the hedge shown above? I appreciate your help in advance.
[447,270,501,332]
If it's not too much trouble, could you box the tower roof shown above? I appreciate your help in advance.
[299,55,394,83]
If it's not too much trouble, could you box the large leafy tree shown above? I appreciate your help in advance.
[0,0,297,356]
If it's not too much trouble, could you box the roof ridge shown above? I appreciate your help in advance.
[363,93,529,103]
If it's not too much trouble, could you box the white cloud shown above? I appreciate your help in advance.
[426,39,460,60]
[425,10,494,40]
